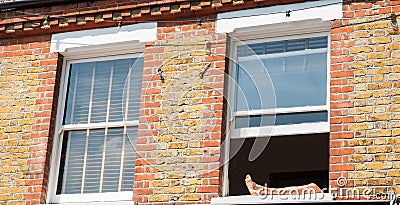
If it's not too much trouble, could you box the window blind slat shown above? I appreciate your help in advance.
[108,62,129,122]
[63,130,86,194]
[91,61,112,123]
[102,128,123,192]
[83,129,105,193]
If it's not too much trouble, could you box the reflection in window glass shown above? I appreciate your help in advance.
[235,36,327,110]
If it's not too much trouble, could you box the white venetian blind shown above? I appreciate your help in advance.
[57,57,143,194]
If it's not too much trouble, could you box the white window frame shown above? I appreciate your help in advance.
[229,31,331,139]
[47,47,145,205]
[47,22,156,205]
[222,16,333,199]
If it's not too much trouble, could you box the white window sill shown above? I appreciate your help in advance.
[47,191,134,205]
[43,202,135,205]
[211,194,334,204]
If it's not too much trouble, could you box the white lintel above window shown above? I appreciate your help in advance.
[50,22,157,57]
[216,0,342,34]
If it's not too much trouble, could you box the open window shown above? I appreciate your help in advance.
[223,23,331,198]
[229,133,329,196]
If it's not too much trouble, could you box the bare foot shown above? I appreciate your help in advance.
[245,174,323,196]
[245,174,266,196]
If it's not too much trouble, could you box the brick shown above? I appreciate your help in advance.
[350,123,373,131]
[349,107,373,115]
[367,22,390,29]
[367,162,392,170]
[181,194,201,201]
[168,142,188,149]
[5,1,400,204]
[367,146,392,154]
[373,37,391,44]
[368,178,392,186]
[149,195,169,202]
[367,52,390,59]
[349,139,373,146]
[350,46,372,54]
[349,171,373,179]
[164,187,185,194]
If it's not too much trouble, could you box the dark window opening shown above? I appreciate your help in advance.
[228,133,329,196]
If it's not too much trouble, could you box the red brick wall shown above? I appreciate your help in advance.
[2,1,325,205]
[134,19,227,204]
[3,0,400,204]
[330,0,400,198]
[0,36,60,204]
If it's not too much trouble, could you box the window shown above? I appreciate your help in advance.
[225,33,330,196]
[214,0,341,202]
[232,35,329,134]
[52,55,143,203]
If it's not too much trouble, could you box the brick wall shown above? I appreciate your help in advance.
[330,0,400,197]
[0,1,306,204]
[0,36,60,205]
[2,0,400,204]
[134,19,227,204]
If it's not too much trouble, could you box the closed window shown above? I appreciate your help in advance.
[56,57,143,196]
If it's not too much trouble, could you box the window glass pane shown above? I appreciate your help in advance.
[235,61,275,111]
[236,36,327,58]
[90,61,112,123]
[248,43,264,56]
[263,58,284,74]
[307,53,327,71]
[309,36,328,49]
[121,127,138,191]
[127,58,144,121]
[108,60,130,122]
[59,127,138,194]
[65,63,94,124]
[266,41,284,54]
[285,55,305,73]
[64,58,143,125]
[84,129,105,193]
[235,36,327,110]
[271,68,326,108]
[286,38,306,52]
[62,130,87,194]
[102,128,123,192]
